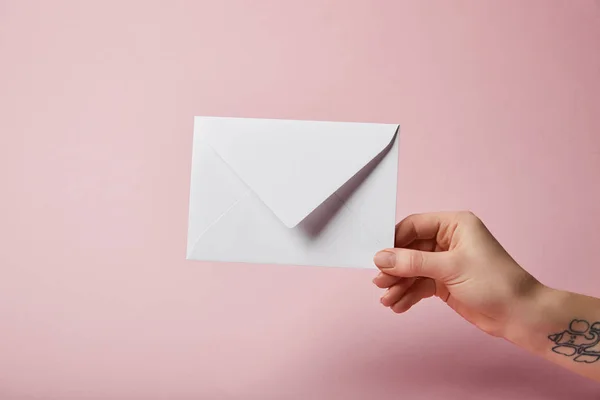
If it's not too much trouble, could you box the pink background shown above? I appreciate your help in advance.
[1,1,600,398]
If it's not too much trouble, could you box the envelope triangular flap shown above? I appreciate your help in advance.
[200,117,398,228]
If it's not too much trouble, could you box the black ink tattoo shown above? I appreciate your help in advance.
[548,319,600,363]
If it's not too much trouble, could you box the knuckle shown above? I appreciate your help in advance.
[458,210,478,220]
[407,250,424,275]
[396,213,418,227]
[458,211,483,227]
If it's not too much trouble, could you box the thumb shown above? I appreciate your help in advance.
[373,248,454,280]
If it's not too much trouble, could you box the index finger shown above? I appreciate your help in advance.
[395,212,459,249]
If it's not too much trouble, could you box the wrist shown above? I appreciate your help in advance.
[503,283,569,355]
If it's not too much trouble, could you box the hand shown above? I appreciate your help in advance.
[373,212,543,338]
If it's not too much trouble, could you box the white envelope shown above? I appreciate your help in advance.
[186,116,399,269]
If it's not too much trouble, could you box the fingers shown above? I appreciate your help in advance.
[389,278,436,313]
[372,272,403,288]
[380,278,417,306]
[373,248,454,280]
[395,212,458,249]
[407,239,438,252]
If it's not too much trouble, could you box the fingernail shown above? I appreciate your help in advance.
[381,291,389,305]
[374,251,396,269]
[372,272,383,283]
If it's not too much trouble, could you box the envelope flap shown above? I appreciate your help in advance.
[199,117,398,228]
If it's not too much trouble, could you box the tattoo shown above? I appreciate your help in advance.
[548,319,600,363]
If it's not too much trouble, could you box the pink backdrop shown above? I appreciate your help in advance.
[2,1,600,398]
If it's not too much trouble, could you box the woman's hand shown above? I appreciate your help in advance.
[373,212,542,338]
[374,211,600,382]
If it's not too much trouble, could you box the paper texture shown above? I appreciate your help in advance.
[186,116,399,268]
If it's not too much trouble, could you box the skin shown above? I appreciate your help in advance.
[373,211,600,382]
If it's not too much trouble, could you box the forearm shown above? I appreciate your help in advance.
[505,285,600,381]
